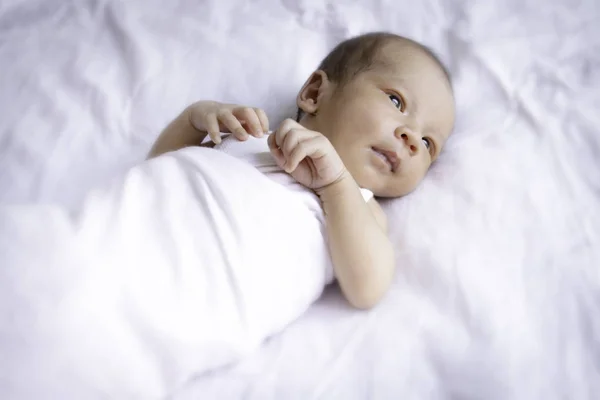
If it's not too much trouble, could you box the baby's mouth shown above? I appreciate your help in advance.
[372,147,399,172]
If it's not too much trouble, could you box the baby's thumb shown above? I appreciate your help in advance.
[267,134,286,168]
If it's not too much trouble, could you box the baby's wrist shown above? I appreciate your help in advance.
[316,170,356,202]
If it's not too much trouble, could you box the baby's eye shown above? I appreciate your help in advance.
[422,137,431,150]
[388,94,404,111]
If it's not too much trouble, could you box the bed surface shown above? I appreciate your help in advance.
[1,0,599,398]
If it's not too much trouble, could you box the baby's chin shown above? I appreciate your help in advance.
[354,172,406,198]
[372,187,411,198]
[366,174,421,198]
[350,160,421,198]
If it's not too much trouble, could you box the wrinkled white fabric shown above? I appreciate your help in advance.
[0,147,334,398]
[1,0,599,398]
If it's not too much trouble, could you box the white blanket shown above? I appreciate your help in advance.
[1,0,599,398]
[0,147,332,398]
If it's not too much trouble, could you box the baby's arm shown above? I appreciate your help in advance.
[268,119,394,309]
[147,101,269,159]
[147,106,207,158]
[319,177,394,309]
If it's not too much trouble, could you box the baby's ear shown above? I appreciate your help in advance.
[296,70,331,114]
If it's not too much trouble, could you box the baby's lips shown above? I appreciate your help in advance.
[373,147,400,172]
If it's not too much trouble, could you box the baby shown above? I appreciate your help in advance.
[0,32,456,397]
[148,32,455,309]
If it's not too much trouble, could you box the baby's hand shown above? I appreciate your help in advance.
[189,101,269,144]
[268,119,347,192]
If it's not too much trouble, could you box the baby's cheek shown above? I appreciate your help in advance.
[336,107,374,136]
[357,115,383,138]
[406,162,430,189]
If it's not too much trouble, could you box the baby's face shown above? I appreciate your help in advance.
[308,42,455,197]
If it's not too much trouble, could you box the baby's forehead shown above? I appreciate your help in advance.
[375,41,448,82]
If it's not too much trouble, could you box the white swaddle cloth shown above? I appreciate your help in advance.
[215,133,374,202]
[0,135,374,399]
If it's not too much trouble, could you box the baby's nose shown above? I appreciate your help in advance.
[394,127,419,155]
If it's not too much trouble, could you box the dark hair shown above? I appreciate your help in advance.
[296,32,451,121]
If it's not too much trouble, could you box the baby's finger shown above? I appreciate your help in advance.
[274,118,299,148]
[218,110,248,141]
[254,108,270,133]
[204,113,221,144]
[280,128,315,160]
[233,107,263,137]
[267,133,286,168]
[285,136,326,173]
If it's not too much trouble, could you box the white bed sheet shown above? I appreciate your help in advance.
[1,0,599,398]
